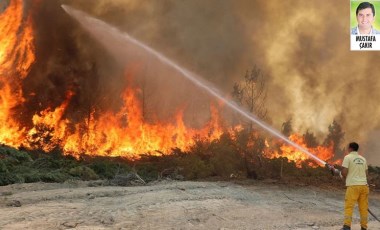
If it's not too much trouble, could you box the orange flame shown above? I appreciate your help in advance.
[265,134,335,167]
[0,0,35,146]
[0,1,338,167]
[26,91,74,152]
[61,87,224,158]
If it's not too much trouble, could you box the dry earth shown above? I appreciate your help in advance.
[0,180,379,230]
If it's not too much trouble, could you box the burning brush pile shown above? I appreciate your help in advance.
[3,0,378,186]
[1,0,228,159]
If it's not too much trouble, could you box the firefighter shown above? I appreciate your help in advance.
[341,142,369,230]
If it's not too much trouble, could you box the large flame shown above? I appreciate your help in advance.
[0,0,338,166]
[26,90,74,152]
[0,0,35,146]
[0,0,225,158]
[0,1,226,158]
[61,87,224,158]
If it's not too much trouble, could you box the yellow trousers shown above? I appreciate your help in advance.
[344,185,369,229]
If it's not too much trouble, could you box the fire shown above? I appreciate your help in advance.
[0,0,338,167]
[61,87,224,158]
[265,134,335,167]
[0,0,226,160]
[26,91,74,152]
[0,0,35,146]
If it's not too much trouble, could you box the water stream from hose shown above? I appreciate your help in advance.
[62,5,327,166]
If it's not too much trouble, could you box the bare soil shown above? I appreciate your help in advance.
[0,180,379,230]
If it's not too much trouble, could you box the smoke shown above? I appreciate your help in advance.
[20,0,127,125]
[61,1,380,140]
[61,0,250,87]
[253,0,380,145]
[363,129,380,166]
[17,0,380,162]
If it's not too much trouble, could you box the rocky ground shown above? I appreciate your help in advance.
[0,180,379,229]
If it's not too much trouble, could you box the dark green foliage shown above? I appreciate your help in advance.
[23,171,43,183]
[88,159,130,179]
[69,166,99,180]
[209,134,243,177]
[0,146,32,163]
[0,160,8,173]
[256,157,297,179]
[40,170,69,183]
[135,161,161,181]
[0,173,24,185]
[176,155,213,179]
[175,132,245,179]
[31,155,79,170]
[133,150,191,180]
[0,146,33,179]
[0,146,78,185]
[189,137,213,161]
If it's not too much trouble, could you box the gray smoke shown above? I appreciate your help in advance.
[26,0,380,164]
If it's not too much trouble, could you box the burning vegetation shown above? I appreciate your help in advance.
[1,0,341,163]
[2,0,375,187]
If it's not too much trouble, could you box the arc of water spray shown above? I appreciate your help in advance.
[62,5,326,166]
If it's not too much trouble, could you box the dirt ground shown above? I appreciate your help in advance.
[0,180,379,230]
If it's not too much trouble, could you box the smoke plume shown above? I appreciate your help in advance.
[6,0,379,162]
[57,0,380,162]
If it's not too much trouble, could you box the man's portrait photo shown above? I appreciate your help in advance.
[351,1,380,35]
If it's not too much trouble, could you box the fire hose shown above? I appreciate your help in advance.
[325,163,380,222]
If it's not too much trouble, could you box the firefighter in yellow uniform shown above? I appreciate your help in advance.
[341,142,369,230]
